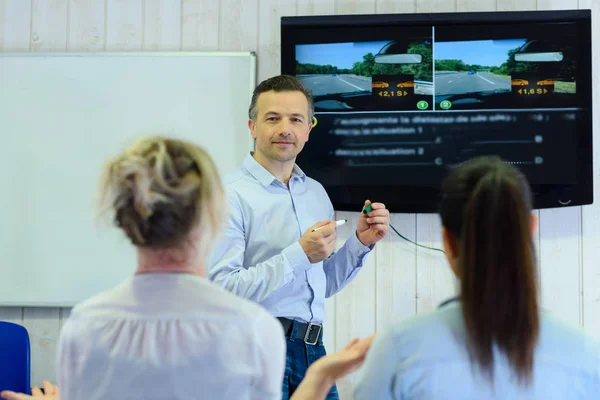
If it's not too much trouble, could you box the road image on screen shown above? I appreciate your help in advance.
[296,38,433,112]
[433,37,577,110]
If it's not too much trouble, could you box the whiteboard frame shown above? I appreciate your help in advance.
[0,51,257,307]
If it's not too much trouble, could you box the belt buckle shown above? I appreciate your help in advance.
[303,322,322,345]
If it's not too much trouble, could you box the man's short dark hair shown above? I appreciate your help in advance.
[248,75,314,122]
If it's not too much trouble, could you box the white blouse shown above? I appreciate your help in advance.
[56,273,286,400]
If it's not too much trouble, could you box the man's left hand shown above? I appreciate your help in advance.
[356,200,390,247]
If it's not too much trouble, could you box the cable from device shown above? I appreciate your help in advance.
[389,223,446,254]
[362,203,445,254]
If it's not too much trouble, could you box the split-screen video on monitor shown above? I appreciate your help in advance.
[296,23,578,112]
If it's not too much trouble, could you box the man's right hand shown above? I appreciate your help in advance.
[298,221,337,263]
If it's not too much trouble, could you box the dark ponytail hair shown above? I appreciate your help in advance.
[439,156,539,385]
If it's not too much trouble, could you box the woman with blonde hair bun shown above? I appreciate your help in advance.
[1,136,373,400]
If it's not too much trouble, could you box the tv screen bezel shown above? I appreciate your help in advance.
[280,9,593,213]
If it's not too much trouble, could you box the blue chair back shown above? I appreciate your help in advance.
[0,321,31,393]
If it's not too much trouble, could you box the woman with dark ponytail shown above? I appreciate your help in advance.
[354,155,600,399]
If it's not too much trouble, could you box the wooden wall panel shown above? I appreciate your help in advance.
[376,214,417,328]
[181,0,219,50]
[0,0,32,50]
[335,0,375,14]
[497,0,536,11]
[539,209,583,326]
[67,0,105,51]
[376,0,416,13]
[219,0,259,51]
[415,214,456,313]
[0,307,23,326]
[580,0,600,339]
[537,0,579,9]
[22,308,61,385]
[297,0,335,15]
[416,0,456,13]
[256,0,296,81]
[30,0,68,51]
[456,0,495,12]
[105,0,142,50]
[143,0,181,50]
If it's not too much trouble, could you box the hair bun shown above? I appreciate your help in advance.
[98,136,225,250]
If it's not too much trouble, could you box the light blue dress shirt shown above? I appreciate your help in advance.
[208,153,373,324]
[354,299,600,399]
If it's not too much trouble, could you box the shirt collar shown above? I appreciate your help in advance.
[242,152,306,188]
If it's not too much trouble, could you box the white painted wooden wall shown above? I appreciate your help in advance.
[0,0,598,398]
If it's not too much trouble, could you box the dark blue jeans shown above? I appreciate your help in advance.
[281,322,339,400]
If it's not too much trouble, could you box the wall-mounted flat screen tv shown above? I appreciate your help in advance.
[281,9,593,212]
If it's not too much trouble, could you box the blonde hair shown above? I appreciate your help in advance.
[98,136,225,250]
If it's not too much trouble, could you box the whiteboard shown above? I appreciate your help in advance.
[0,52,256,306]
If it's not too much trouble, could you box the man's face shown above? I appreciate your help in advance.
[248,90,312,164]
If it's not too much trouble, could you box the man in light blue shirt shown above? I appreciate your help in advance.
[208,75,390,400]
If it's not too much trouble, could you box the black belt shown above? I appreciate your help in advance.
[277,317,323,346]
